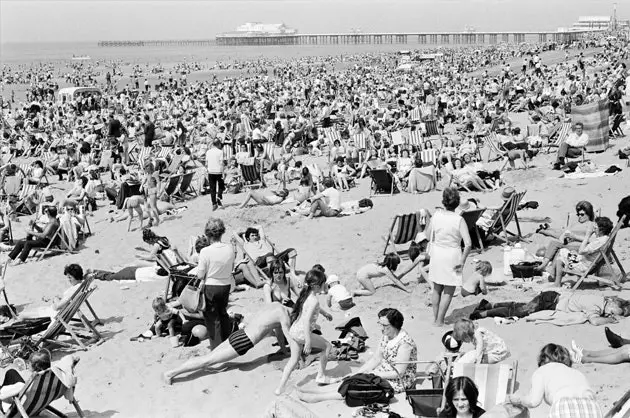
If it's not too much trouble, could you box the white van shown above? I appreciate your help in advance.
[57,87,102,104]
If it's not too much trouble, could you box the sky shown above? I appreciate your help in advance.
[1,0,628,44]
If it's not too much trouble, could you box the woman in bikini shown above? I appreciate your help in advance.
[263,258,300,308]
[141,162,161,227]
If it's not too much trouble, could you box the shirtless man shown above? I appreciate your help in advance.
[163,302,292,385]
[238,188,289,209]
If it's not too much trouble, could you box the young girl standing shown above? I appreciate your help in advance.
[452,318,510,364]
[275,269,336,395]
[141,162,161,227]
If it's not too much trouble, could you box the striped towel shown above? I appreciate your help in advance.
[571,99,610,152]
[452,363,514,410]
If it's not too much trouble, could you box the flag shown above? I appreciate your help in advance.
[571,99,609,153]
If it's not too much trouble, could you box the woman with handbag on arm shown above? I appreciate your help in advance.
[191,217,235,350]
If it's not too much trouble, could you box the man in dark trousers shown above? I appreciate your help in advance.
[143,114,155,148]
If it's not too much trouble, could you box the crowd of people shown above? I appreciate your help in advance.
[0,29,629,417]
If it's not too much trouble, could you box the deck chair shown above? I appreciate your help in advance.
[2,368,85,418]
[231,232,270,289]
[407,130,423,148]
[1,260,17,318]
[240,163,264,189]
[10,181,37,216]
[223,145,234,162]
[409,108,421,122]
[461,209,486,252]
[172,171,196,201]
[161,174,182,202]
[605,389,630,418]
[369,168,398,197]
[97,150,113,172]
[424,120,440,139]
[31,277,102,351]
[571,215,627,290]
[486,190,527,243]
[546,122,572,152]
[452,361,518,411]
[352,133,368,164]
[383,212,425,257]
[156,146,173,160]
[263,141,275,162]
[482,133,509,163]
[32,223,76,261]
[163,154,183,175]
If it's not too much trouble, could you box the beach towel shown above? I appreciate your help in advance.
[571,99,609,152]
[563,171,617,180]
[524,310,588,326]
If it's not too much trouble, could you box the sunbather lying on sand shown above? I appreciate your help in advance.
[163,302,292,385]
[238,188,289,208]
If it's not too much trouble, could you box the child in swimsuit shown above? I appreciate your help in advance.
[151,297,184,346]
[461,260,491,297]
[141,162,161,227]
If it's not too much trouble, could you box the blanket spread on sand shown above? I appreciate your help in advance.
[525,310,588,326]
[563,172,616,179]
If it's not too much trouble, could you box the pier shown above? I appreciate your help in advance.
[98,30,596,48]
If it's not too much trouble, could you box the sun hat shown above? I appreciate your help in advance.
[441,330,462,352]
[501,186,515,200]
[326,274,340,285]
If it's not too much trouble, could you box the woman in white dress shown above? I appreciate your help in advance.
[425,187,472,326]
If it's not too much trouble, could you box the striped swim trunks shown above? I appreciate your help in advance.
[228,329,255,356]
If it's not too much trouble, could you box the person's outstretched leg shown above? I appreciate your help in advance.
[580,348,629,365]
[163,340,238,384]
[238,191,253,208]
[436,285,455,326]
[297,387,344,403]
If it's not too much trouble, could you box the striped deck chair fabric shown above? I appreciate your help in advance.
[6,369,83,418]
[353,133,368,150]
[424,120,439,137]
[483,133,507,162]
[420,149,438,167]
[137,147,152,165]
[487,190,527,242]
[241,114,253,136]
[553,122,572,147]
[407,130,423,147]
[409,108,421,122]
[263,141,275,161]
[18,163,31,177]
[240,164,263,189]
[223,145,234,161]
[157,147,173,160]
[420,104,432,119]
[452,361,517,410]
[323,127,341,144]
[383,211,426,256]
[605,389,630,418]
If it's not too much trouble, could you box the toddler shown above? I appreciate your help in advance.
[325,275,354,311]
[453,318,510,364]
[461,260,491,297]
[151,297,184,345]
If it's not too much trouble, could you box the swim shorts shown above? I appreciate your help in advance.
[228,329,254,356]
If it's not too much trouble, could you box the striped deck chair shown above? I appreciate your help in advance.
[407,130,424,148]
[571,215,627,290]
[383,212,425,257]
[3,368,84,418]
[353,133,368,150]
[486,190,527,243]
[240,164,264,189]
[420,149,438,167]
[452,361,518,411]
[172,171,197,201]
[241,114,253,137]
[156,146,173,160]
[409,108,421,122]
[97,150,113,171]
[33,222,76,261]
[136,147,152,166]
[547,122,572,152]
[369,168,398,197]
[11,181,37,216]
[420,104,432,119]
[17,164,32,178]
[482,133,508,163]
[462,209,486,252]
[323,127,341,144]
[161,174,182,202]
[424,120,440,138]
[605,389,630,418]
[223,145,234,162]
[263,141,275,162]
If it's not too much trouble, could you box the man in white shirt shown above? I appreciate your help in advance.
[554,122,589,170]
[308,178,341,219]
[205,139,225,210]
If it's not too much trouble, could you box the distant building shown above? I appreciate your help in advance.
[233,22,297,35]
[571,16,611,31]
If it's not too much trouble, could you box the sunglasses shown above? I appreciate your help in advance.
[577,211,587,216]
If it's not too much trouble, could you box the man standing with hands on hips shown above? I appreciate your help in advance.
[206,139,225,211]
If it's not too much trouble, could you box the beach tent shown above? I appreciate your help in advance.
[571,99,610,153]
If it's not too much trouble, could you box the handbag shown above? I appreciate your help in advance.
[178,278,205,312]
[339,373,394,407]
[510,261,542,279]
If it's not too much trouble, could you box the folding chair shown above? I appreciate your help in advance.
[156,146,173,160]
[240,164,264,189]
[163,154,183,175]
[369,168,398,197]
[172,172,197,202]
[571,215,627,290]
[32,224,77,261]
[605,389,630,418]
[409,108,421,123]
[424,120,440,139]
[223,145,234,162]
[0,260,17,317]
[263,141,275,162]
[323,127,341,144]
[407,130,424,149]
[546,122,572,153]
[161,174,182,202]
[482,133,509,163]
[10,181,37,217]
[383,212,425,258]
[486,190,527,243]
[97,149,113,172]
[452,361,519,411]
[461,208,486,252]
[231,232,271,288]
[2,368,85,418]
[353,133,368,164]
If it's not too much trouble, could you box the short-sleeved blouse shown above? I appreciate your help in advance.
[373,330,417,392]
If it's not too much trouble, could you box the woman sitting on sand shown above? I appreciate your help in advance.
[353,253,411,297]
[263,258,300,308]
[507,344,603,417]
[536,200,596,271]
[276,269,334,394]
[297,308,417,403]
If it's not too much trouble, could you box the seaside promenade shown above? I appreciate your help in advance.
[98,29,596,47]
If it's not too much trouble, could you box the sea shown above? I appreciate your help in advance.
[0,40,439,67]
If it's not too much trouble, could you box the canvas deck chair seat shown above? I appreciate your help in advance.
[156,146,173,160]
[383,211,427,258]
[240,163,264,189]
[32,223,76,261]
[424,120,440,139]
[172,172,196,202]
[483,133,509,163]
[571,215,627,290]
[452,361,518,411]
[97,150,113,172]
[163,154,183,175]
[461,208,486,251]
[369,168,398,197]
[407,130,423,148]
[546,122,572,152]
[10,181,37,217]
[231,232,271,288]
[605,389,630,418]
[161,174,182,202]
[1,368,84,418]
[485,190,527,244]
